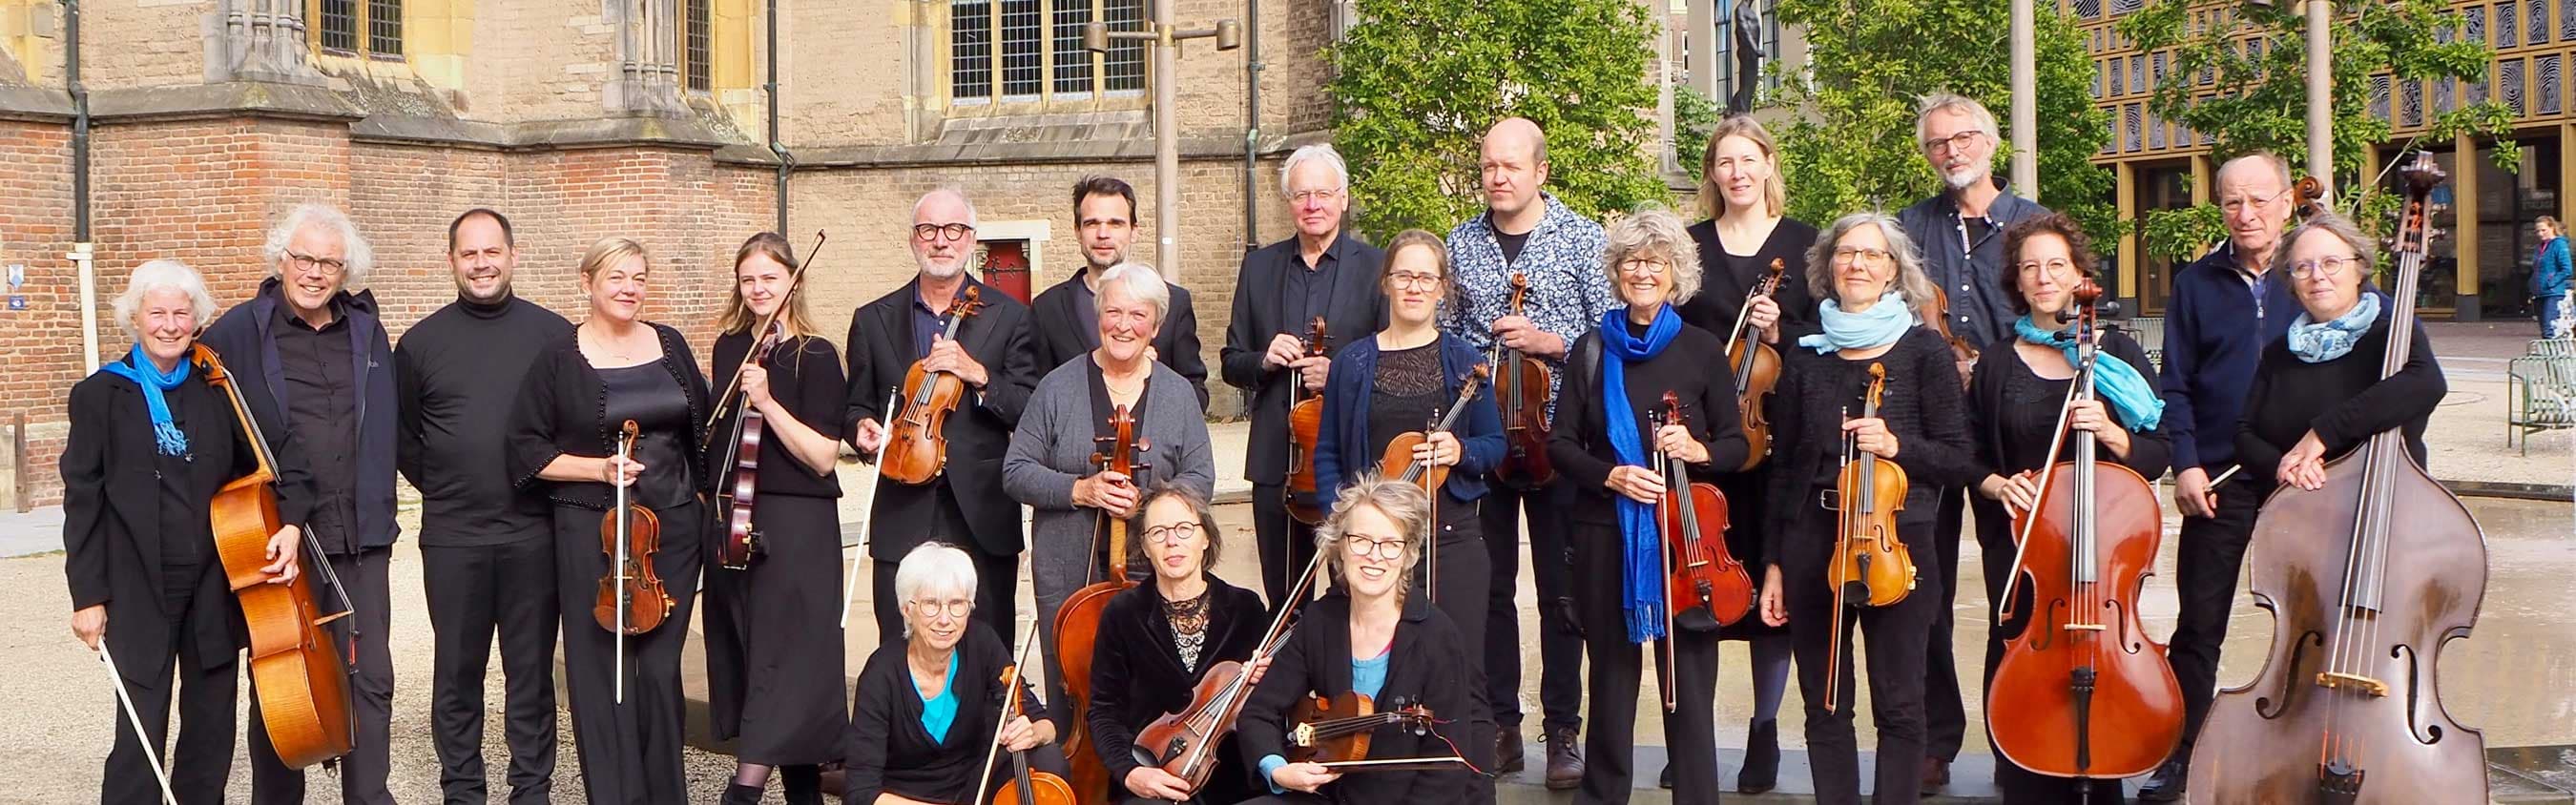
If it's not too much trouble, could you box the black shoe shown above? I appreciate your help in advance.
[1921,755,1951,795]
[781,764,823,805]
[1495,729,1526,774]
[1737,718,1779,794]
[722,781,765,805]
[1544,727,1584,791]
[1658,763,1673,789]
[2138,758,2189,802]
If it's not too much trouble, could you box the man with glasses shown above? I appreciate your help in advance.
[199,202,400,804]
[1221,143,1387,612]
[2135,151,2305,802]
[1028,175,1210,408]
[841,187,1040,641]
[1895,92,2051,795]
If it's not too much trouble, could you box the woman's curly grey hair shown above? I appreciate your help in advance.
[1313,475,1432,601]
[1804,211,1939,325]
[1603,206,1703,305]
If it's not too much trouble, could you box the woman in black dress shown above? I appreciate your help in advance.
[1963,214,2169,804]
[65,259,312,805]
[1087,485,1271,804]
[1755,212,1978,805]
[1675,115,1815,794]
[2235,211,2444,502]
[706,232,851,804]
[1549,207,1750,805]
[842,542,1068,805]
[1236,478,1476,805]
[505,237,711,805]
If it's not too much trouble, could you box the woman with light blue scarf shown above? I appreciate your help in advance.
[2234,211,2444,498]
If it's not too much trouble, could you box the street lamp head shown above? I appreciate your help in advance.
[1215,20,1241,51]
[1083,21,1109,53]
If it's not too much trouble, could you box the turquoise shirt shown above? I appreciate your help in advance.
[917,652,962,744]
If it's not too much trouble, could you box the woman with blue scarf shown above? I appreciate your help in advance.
[1755,212,1980,805]
[2235,211,2444,500]
[1963,214,2170,804]
[63,259,313,804]
[1543,208,1749,804]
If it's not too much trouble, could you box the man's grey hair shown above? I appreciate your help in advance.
[114,258,218,340]
[1915,93,2002,148]
[1094,261,1172,324]
[2216,151,2295,194]
[1805,211,1940,324]
[913,186,980,228]
[1279,143,1351,196]
[263,202,375,287]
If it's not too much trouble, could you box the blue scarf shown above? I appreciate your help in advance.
[2013,317,2165,431]
[2287,293,2381,363]
[1797,291,1915,354]
[97,345,192,458]
[1601,304,1680,644]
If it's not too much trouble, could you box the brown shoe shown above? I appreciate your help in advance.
[1920,755,1951,795]
[1544,727,1584,791]
[1494,729,1526,774]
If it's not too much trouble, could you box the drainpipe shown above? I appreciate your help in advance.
[1240,0,1260,255]
[767,0,791,233]
[69,0,98,373]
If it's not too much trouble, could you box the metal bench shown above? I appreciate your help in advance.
[2507,339,2576,454]
[2120,317,2166,372]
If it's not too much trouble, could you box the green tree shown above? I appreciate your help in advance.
[2120,0,2519,261]
[1769,0,2119,245]
[1676,85,1724,185]
[1328,0,1671,240]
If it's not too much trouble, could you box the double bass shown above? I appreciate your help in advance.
[1722,259,1785,470]
[193,343,356,769]
[1284,318,1330,525]
[883,285,987,485]
[1824,362,1915,712]
[1985,282,2182,783]
[1492,273,1555,487]
[595,420,673,704]
[709,230,827,569]
[976,623,1074,805]
[2188,152,2489,803]
[1049,405,1151,804]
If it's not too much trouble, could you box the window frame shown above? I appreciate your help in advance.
[683,0,713,93]
[307,0,405,61]
[945,0,1149,113]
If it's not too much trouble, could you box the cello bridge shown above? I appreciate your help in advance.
[2061,623,2106,631]
[2315,671,2389,697]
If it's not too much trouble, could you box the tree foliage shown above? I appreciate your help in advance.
[1676,85,1724,185]
[1328,0,1672,241]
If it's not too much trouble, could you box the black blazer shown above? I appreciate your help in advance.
[1086,575,1271,800]
[841,625,1050,805]
[841,276,1039,558]
[1220,234,1388,485]
[1236,593,1471,805]
[503,322,712,510]
[61,365,314,683]
[1028,267,1211,411]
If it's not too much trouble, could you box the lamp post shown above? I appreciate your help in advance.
[1087,14,1241,281]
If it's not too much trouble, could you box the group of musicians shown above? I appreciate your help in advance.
[61,90,2454,805]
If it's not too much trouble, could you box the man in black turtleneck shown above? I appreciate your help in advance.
[396,208,573,804]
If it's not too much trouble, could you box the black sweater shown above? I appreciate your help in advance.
[1236,594,1471,805]
[1677,217,1819,340]
[841,626,1050,805]
[1548,320,1752,526]
[2233,309,2442,496]
[1761,328,1978,571]
[504,323,712,510]
[396,296,573,545]
[1086,576,1271,801]
[1965,331,2172,560]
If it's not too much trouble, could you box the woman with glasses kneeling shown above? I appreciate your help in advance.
[1086,485,1273,804]
[841,543,1067,805]
[1235,478,1475,805]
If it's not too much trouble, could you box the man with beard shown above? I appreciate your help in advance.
[841,187,1039,640]
[1027,175,1210,409]
[1895,92,2051,796]
[395,208,573,803]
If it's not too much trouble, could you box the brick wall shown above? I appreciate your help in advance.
[0,120,73,506]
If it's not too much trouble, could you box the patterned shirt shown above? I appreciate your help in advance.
[1443,194,1613,423]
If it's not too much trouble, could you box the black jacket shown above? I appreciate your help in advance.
[1548,321,1752,526]
[841,625,1050,805]
[2233,303,2442,496]
[1237,593,1471,805]
[1964,330,2172,568]
[1087,575,1271,800]
[1760,328,1979,569]
[1219,234,1388,485]
[504,323,712,510]
[197,277,398,552]
[1028,266,1211,411]
[841,276,1039,558]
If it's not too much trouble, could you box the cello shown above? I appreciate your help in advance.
[595,420,674,704]
[1284,318,1330,525]
[709,230,827,569]
[1824,362,1915,712]
[976,623,1074,805]
[883,285,987,485]
[1984,282,2182,784]
[192,343,356,769]
[1722,259,1786,471]
[1049,404,1151,804]
[1492,273,1555,487]
[2188,152,2489,803]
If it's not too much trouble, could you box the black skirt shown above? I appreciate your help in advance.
[1714,468,1787,640]
[552,500,703,805]
[703,491,849,765]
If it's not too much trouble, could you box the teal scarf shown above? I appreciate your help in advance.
[1601,305,1681,644]
[2013,317,2164,431]
[2287,293,2381,363]
[1798,291,1915,354]
[97,345,192,457]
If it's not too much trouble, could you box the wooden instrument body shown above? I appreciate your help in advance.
[1725,259,1787,472]
[991,663,1076,805]
[1133,658,1255,789]
[1927,287,1979,384]
[592,503,671,634]
[1829,457,1914,609]
[1650,395,1751,630]
[1495,274,1556,488]
[1377,366,1487,495]
[714,326,781,570]
[1052,406,1149,804]
[1283,691,1432,765]
[884,287,985,486]
[1285,318,1330,525]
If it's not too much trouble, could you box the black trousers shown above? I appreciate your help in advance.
[1783,501,1941,805]
[422,533,561,804]
[1570,519,1722,805]
[1923,488,1969,762]
[1421,503,1496,804]
[2164,481,2261,759]
[868,484,1017,643]
[555,501,704,805]
[251,546,395,805]
[1252,482,1320,614]
[1480,482,1583,734]
[103,563,239,805]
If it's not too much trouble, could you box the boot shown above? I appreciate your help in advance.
[1657,764,1673,789]
[1544,726,1584,791]
[1495,729,1526,774]
[1736,718,1779,794]
[1920,755,1951,795]
[2138,757,2190,802]
[781,764,823,805]
[722,781,765,805]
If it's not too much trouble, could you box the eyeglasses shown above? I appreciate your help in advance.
[1342,533,1407,560]
[1832,247,1894,266]
[2015,258,2078,276]
[1617,258,1671,277]
[1387,271,1444,291]
[2289,254,2363,279]
[913,223,976,242]
[1288,187,1345,204]
[1922,130,1983,155]
[282,250,348,278]
[2219,189,2287,216]
[909,598,972,618]
[1143,522,1203,545]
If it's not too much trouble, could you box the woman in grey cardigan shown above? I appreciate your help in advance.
[1005,261,1217,738]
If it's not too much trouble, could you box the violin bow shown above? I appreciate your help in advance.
[968,620,1044,805]
[705,230,829,433]
[839,389,898,630]
[97,649,179,805]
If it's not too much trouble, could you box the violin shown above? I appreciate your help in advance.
[191,344,355,768]
[709,231,826,570]
[1133,539,1331,791]
[980,625,1074,805]
[1985,282,2183,781]
[1284,692,1436,765]
[2189,152,2489,802]
[883,285,987,485]
[1493,273,1556,488]
[1284,317,1330,525]
[1377,365,1490,495]
[1724,259,1786,471]
[1049,404,1152,804]
[1927,287,1977,386]
[1824,361,1916,712]
[594,420,674,704]
[1649,392,1751,634]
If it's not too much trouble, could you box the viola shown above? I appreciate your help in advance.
[1284,317,1330,525]
[1649,392,1751,634]
[883,285,987,485]
[1985,282,2183,781]
[1284,692,1435,765]
[594,420,674,704]
[1724,259,1786,471]
[192,344,355,768]
[980,626,1074,805]
[708,231,826,569]
[1493,273,1556,488]
[1050,404,1152,804]
[2189,152,2489,803]
[1927,287,1977,387]
[1824,361,1915,712]
[1133,545,1330,792]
